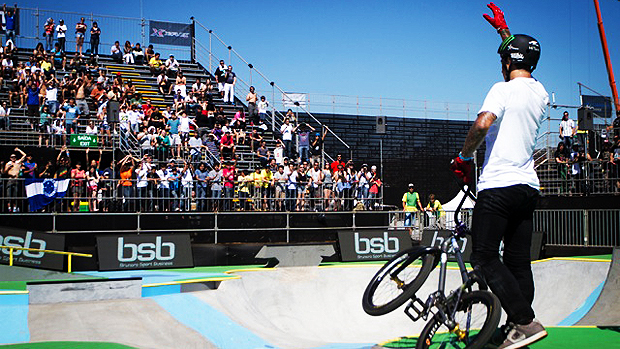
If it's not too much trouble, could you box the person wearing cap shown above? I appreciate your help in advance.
[310,127,327,165]
[55,19,67,52]
[44,18,55,52]
[402,183,423,238]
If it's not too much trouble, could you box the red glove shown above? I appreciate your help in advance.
[451,155,473,185]
[483,2,508,30]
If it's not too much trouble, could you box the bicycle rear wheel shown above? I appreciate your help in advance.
[362,247,437,316]
[415,290,501,349]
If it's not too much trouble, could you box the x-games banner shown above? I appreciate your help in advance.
[149,20,191,47]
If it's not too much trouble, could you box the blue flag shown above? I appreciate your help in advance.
[25,178,71,211]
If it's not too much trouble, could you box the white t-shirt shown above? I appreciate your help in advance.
[258,100,269,113]
[274,146,284,164]
[560,119,575,137]
[85,125,98,135]
[477,77,549,192]
[56,24,67,38]
[46,87,58,102]
[179,116,191,133]
[281,124,293,141]
[127,110,140,125]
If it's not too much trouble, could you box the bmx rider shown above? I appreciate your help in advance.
[451,3,549,348]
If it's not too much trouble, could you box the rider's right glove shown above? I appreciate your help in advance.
[483,2,508,31]
[450,154,473,186]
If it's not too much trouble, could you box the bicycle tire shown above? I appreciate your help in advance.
[415,290,501,349]
[362,247,437,316]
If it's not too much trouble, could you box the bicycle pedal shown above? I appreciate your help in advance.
[404,297,426,322]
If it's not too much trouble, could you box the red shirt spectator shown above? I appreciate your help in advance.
[223,164,235,188]
[330,154,345,173]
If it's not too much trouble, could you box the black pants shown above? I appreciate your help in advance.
[58,37,66,52]
[90,37,99,55]
[470,184,538,325]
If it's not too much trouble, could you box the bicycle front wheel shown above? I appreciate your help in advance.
[362,247,437,316]
[416,290,501,349]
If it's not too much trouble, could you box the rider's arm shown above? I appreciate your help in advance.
[460,112,497,158]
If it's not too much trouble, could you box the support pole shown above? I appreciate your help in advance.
[190,17,196,64]
[593,0,619,113]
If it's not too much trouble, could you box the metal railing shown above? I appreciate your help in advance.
[0,244,92,273]
[16,7,191,60]
[0,177,384,214]
[0,207,616,247]
[192,20,352,161]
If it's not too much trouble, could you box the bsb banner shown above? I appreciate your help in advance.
[338,229,412,262]
[149,20,191,47]
[96,234,194,271]
[0,227,65,270]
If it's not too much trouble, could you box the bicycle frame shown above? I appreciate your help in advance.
[405,185,479,324]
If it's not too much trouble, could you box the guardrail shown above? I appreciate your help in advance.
[0,245,92,273]
[1,208,616,247]
[0,177,384,213]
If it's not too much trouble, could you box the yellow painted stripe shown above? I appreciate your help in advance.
[137,90,158,94]
[135,84,154,88]
[129,79,146,82]
[105,65,136,70]
[142,275,240,288]
[224,268,276,274]
[0,290,29,295]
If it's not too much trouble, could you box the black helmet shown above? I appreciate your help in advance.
[498,34,541,72]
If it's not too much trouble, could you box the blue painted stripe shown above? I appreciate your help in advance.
[151,293,275,348]
[142,284,181,297]
[557,281,604,326]
[0,294,30,344]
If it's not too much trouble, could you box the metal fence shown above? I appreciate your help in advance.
[15,7,191,60]
[0,177,384,214]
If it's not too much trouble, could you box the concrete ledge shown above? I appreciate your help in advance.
[255,244,336,267]
[27,277,142,304]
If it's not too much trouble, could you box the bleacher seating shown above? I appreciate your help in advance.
[0,47,279,171]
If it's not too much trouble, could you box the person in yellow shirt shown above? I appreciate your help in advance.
[149,52,164,76]
[237,169,250,211]
[402,183,423,238]
[250,167,263,210]
[260,165,273,210]
[425,193,446,229]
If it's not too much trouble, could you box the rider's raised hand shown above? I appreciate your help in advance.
[483,2,508,31]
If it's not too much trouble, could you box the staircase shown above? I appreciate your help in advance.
[0,48,279,171]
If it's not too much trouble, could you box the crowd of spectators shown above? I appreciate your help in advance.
[553,111,620,195]
[1,146,383,213]
[0,19,385,213]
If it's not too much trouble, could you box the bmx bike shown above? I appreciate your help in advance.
[362,187,501,349]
